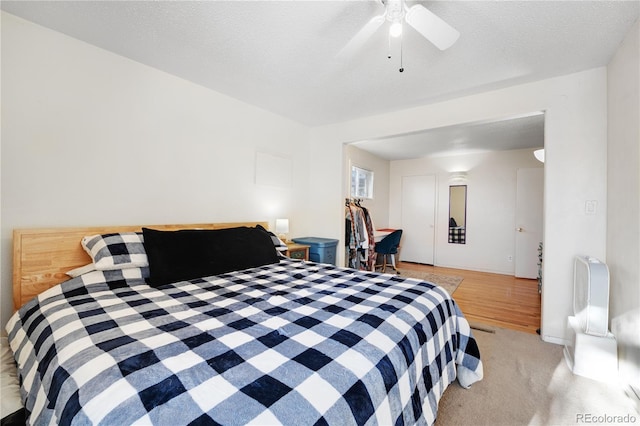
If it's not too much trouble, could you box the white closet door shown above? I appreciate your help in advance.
[400,175,436,264]
[515,168,544,278]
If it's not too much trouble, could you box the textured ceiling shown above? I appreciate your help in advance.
[352,113,545,160]
[2,1,638,158]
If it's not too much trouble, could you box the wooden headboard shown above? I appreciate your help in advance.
[13,222,269,311]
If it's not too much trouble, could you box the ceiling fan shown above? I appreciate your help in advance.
[339,0,460,65]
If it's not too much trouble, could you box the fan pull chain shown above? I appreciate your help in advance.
[399,30,404,72]
[387,23,404,72]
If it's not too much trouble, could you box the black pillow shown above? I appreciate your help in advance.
[256,224,286,247]
[142,226,280,287]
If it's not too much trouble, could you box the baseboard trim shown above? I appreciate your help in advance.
[541,334,569,346]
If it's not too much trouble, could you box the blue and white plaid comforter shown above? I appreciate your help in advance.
[7,260,482,425]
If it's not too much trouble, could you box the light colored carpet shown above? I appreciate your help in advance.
[435,325,638,425]
[395,268,463,296]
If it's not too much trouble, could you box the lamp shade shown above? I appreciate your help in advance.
[534,149,545,163]
[275,218,289,234]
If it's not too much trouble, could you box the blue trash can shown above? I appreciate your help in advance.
[291,237,339,265]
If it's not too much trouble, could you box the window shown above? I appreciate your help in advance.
[351,166,374,199]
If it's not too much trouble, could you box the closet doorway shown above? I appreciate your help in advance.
[400,175,436,265]
[515,168,544,278]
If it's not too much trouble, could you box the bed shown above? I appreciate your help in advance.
[6,222,482,425]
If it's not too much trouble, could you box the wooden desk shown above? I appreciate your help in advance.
[374,229,395,242]
[284,242,310,261]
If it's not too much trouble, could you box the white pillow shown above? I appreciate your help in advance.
[1,338,23,419]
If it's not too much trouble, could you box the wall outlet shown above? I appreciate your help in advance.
[507,255,513,262]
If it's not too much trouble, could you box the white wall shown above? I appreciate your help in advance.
[344,145,390,228]
[309,68,608,344]
[607,20,640,391]
[0,12,311,328]
[388,149,543,275]
[1,11,617,350]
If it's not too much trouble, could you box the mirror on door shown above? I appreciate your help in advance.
[449,185,467,244]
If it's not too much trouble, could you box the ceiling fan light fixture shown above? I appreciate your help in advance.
[337,0,458,61]
[389,21,403,38]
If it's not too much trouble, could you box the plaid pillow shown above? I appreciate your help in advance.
[81,232,148,270]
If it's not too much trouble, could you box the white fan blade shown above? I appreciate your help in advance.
[405,4,459,50]
[337,15,385,59]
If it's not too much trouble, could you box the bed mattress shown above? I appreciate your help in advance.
[7,259,482,425]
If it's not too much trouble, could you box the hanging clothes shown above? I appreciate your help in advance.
[360,205,377,270]
[345,199,376,270]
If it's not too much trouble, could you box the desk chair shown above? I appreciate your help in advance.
[374,229,403,273]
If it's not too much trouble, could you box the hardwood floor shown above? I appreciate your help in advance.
[398,261,541,334]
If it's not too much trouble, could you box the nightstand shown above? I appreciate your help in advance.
[284,242,310,261]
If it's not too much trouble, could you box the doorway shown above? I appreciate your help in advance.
[345,112,545,275]
[515,168,544,279]
[400,175,436,265]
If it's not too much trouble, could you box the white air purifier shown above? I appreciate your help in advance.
[573,256,610,336]
[564,256,617,382]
